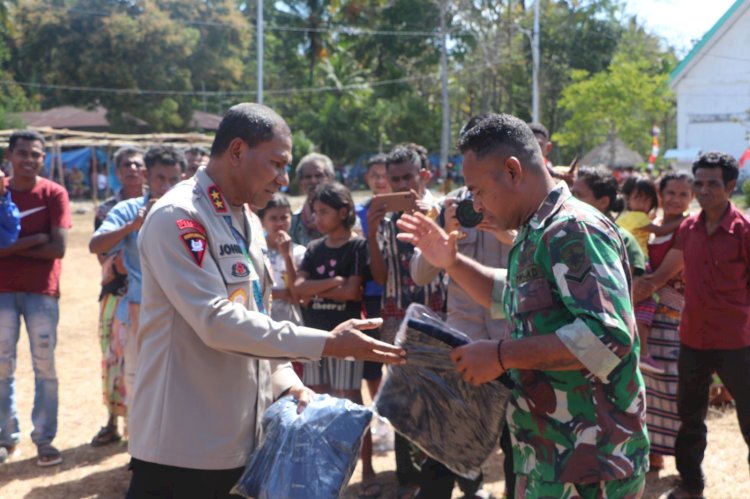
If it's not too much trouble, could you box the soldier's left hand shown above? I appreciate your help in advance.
[451,340,505,386]
[287,383,316,414]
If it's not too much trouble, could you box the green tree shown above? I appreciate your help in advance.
[11,0,249,131]
[553,52,673,159]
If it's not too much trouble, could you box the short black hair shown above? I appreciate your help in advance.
[577,166,625,213]
[144,146,186,172]
[366,153,388,171]
[621,174,658,213]
[311,181,357,229]
[185,146,210,157]
[386,143,429,171]
[458,114,539,162]
[9,129,45,151]
[257,192,291,219]
[692,151,739,185]
[527,122,549,139]
[658,171,693,193]
[210,103,290,157]
[114,146,145,168]
[460,114,492,137]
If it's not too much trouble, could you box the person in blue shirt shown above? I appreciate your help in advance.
[89,146,184,409]
[0,170,20,248]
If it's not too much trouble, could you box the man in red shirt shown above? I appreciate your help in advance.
[644,152,750,498]
[0,130,72,467]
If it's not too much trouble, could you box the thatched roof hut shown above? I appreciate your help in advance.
[581,137,644,169]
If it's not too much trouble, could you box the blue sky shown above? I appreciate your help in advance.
[625,0,738,55]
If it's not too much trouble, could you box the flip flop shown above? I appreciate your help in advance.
[358,480,382,498]
[91,425,122,447]
[0,444,18,464]
[37,444,63,467]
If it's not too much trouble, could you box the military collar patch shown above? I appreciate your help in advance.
[208,184,228,213]
[181,231,207,267]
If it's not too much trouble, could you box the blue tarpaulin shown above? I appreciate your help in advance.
[43,147,117,190]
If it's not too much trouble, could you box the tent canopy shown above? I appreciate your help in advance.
[581,138,645,169]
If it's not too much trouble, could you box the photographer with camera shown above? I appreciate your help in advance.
[409,185,514,499]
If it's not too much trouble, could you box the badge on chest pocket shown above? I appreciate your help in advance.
[219,256,259,284]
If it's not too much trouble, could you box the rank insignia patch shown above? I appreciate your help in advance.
[181,231,207,267]
[208,185,227,213]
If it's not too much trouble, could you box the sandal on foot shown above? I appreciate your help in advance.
[91,425,122,447]
[358,480,382,498]
[37,444,63,467]
[0,444,18,464]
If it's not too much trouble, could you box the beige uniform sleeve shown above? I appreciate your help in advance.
[139,204,329,360]
[409,248,442,286]
[270,360,302,398]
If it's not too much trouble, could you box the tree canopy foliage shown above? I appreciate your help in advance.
[0,0,679,166]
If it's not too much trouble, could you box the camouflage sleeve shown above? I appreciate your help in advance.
[540,219,635,382]
[491,268,507,320]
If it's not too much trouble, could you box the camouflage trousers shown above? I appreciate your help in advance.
[515,472,645,499]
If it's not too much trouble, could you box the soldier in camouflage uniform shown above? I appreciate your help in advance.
[397,113,649,498]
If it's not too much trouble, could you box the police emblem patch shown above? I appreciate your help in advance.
[181,231,207,267]
[208,185,227,213]
[231,261,250,278]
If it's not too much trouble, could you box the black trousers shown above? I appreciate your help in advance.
[415,458,484,499]
[126,458,244,499]
[675,344,750,492]
[500,421,516,499]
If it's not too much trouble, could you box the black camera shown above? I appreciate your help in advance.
[455,197,483,228]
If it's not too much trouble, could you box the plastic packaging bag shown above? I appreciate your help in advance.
[232,394,373,499]
[375,304,512,479]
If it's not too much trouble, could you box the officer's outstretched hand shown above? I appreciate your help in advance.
[322,318,406,364]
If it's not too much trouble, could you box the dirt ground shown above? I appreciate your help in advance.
[1,204,749,498]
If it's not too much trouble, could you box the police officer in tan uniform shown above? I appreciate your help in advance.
[127,103,405,497]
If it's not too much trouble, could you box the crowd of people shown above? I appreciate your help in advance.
[0,105,748,499]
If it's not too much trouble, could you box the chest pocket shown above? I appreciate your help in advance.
[515,276,557,315]
[218,254,258,285]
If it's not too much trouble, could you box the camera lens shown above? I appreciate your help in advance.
[456,198,483,228]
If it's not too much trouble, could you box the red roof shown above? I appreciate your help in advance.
[13,105,221,131]
[190,110,222,131]
[15,105,111,129]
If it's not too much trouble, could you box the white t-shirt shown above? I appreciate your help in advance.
[268,243,306,324]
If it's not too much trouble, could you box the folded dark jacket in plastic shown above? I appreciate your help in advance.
[232,394,373,499]
[375,304,512,479]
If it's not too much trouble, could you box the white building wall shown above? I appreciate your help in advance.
[673,3,750,159]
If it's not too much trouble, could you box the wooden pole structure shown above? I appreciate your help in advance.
[90,146,98,205]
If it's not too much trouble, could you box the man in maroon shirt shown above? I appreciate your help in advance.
[644,152,750,498]
[0,130,72,467]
